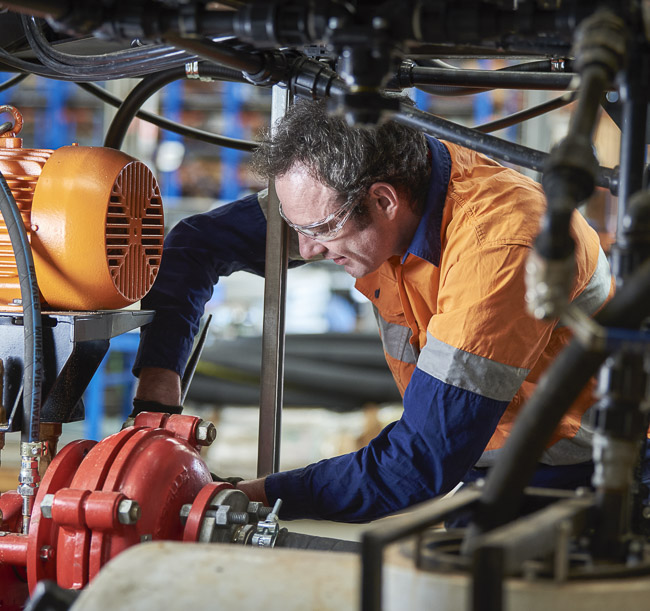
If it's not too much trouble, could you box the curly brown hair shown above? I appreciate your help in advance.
[251,99,431,217]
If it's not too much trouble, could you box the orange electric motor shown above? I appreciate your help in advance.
[0,105,164,311]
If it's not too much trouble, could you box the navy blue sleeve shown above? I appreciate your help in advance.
[133,193,269,377]
[265,367,508,522]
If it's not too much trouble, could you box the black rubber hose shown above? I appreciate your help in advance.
[21,15,197,79]
[0,73,28,93]
[103,64,253,151]
[0,47,181,83]
[419,58,574,74]
[0,48,68,81]
[276,529,361,553]
[473,92,576,134]
[410,59,575,97]
[463,256,650,550]
[395,105,617,192]
[78,82,258,152]
[25,15,193,67]
[0,171,43,444]
[164,33,264,75]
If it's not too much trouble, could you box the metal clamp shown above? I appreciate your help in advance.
[185,61,215,82]
[251,499,282,548]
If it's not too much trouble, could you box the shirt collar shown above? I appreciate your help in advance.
[401,135,451,267]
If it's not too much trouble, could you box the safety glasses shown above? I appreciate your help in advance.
[278,195,359,241]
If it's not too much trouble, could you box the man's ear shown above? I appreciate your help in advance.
[369,182,400,220]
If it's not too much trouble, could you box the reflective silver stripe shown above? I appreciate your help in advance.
[475,404,595,468]
[418,332,529,402]
[373,307,419,365]
[571,246,611,315]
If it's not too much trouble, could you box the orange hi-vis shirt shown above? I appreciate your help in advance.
[356,138,613,469]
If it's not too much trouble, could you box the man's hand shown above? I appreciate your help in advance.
[135,367,182,405]
[236,477,269,505]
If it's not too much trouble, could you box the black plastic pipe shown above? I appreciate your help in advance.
[103,64,252,151]
[395,105,616,192]
[0,171,43,443]
[566,65,609,140]
[407,58,574,97]
[473,92,575,134]
[616,47,650,235]
[408,66,575,91]
[463,256,650,550]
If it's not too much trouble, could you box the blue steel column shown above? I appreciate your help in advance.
[219,81,245,201]
[160,79,183,200]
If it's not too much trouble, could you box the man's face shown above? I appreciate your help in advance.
[275,166,400,278]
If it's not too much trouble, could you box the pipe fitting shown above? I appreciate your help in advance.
[572,10,627,79]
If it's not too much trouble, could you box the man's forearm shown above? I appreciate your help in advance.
[135,367,182,405]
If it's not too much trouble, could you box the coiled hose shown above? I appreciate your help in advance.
[0,170,43,443]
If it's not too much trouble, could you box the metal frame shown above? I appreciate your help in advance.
[257,85,291,477]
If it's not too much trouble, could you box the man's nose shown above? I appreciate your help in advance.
[298,233,327,259]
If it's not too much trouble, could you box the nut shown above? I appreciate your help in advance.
[40,494,55,519]
[195,420,217,446]
[39,545,54,561]
[117,499,141,525]
[179,504,192,523]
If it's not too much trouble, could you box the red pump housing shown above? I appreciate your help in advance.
[0,413,222,609]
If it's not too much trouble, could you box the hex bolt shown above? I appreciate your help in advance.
[195,420,217,446]
[257,506,272,520]
[117,499,141,525]
[40,494,55,519]
[179,504,192,523]
[39,545,53,562]
[227,512,250,525]
[246,501,264,519]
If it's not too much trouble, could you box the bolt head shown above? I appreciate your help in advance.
[118,499,141,525]
[40,494,54,519]
[195,421,217,446]
[39,545,53,561]
[179,504,192,522]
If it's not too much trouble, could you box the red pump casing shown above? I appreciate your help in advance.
[0,413,219,607]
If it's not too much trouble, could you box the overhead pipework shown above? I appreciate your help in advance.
[0,2,649,611]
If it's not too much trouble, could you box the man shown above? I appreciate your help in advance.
[132,99,612,522]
